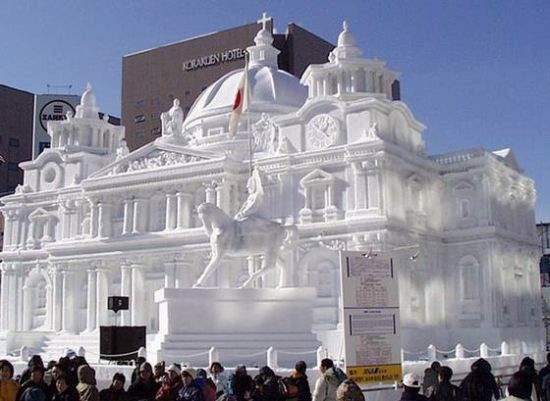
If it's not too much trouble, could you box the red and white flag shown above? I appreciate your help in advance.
[228,54,249,137]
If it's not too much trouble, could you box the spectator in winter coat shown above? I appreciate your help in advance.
[176,368,203,401]
[421,362,440,399]
[99,373,127,401]
[428,366,458,401]
[128,363,159,401]
[131,359,147,386]
[253,366,283,401]
[52,376,79,401]
[312,359,347,401]
[335,380,364,401]
[76,365,99,401]
[519,356,542,401]
[539,353,550,401]
[155,365,182,401]
[1,360,20,401]
[502,371,533,401]
[284,361,311,401]
[458,358,501,401]
[229,366,253,401]
[192,371,215,401]
[399,373,427,401]
[16,366,51,401]
[154,364,166,385]
[19,357,45,386]
[208,363,229,397]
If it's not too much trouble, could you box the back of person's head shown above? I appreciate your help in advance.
[1,360,14,378]
[508,371,532,399]
[136,357,146,366]
[235,365,247,376]
[336,379,365,401]
[438,366,453,383]
[77,364,96,385]
[430,361,441,371]
[520,356,535,371]
[196,369,207,379]
[29,355,44,369]
[320,358,334,370]
[259,366,275,379]
[471,358,491,374]
[295,361,307,375]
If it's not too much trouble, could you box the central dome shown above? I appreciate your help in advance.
[184,64,307,126]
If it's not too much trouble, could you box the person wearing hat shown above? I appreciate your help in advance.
[155,365,182,401]
[128,363,159,401]
[176,368,202,401]
[99,373,127,401]
[399,373,428,401]
[16,366,51,401]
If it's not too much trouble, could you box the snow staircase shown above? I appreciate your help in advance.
[40,332,100,362]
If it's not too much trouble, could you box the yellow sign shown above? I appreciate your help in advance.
[347,363,402,384]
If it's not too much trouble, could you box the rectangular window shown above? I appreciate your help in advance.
[7,162,18,171]
[9,138,19,147]
[134,114,146,124]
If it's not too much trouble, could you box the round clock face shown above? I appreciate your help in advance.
[307,114,340,149]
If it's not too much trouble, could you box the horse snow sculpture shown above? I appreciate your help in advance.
[193,170,296,288]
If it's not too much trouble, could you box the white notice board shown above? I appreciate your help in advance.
[339,251,402,385]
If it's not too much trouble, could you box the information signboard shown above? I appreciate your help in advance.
[339,251,402,385]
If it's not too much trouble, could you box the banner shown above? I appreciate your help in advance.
[339,251,402,385]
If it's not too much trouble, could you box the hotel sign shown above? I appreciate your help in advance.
[183,48,245,71]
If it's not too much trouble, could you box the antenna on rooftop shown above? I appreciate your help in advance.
[46,84,74,95]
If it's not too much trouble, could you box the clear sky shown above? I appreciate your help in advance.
[1,0,549,220]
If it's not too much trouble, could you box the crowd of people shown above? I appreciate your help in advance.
[0,354,363,401]
[399,354,550,401]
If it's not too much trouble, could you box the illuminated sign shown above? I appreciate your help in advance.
[39,100,76,131]
[183,48,245,71]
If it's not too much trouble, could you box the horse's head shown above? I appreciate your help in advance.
[197,202,232,229]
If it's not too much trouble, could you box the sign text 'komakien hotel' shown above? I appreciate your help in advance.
[182,48,245,71]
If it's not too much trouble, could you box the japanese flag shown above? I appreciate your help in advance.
[228,54,249,137]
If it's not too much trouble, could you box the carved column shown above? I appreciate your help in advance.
[131,264,145,326]
[176,192,193,229]
[353,163,368,210]
[61,269,76,332]
[122,199,134,235]
[0,264,9,331]
[366,164,382,210]
[98,202,112,238]
[86,268,97,331]
[205,184,216,204]
[89,201,99,238]
[7,266,17,331]
[120,264,132,325]
[165,194,177,231]
[26,219,36,249]
[51,266,63,331]
[96,267,109,327]
[132,199,147,234]
[164,261,176,288]
[74,200,83,238]
[61,202,72,240]
[22,284,33,331]
[11,213,21,250]
[3,214,12,249]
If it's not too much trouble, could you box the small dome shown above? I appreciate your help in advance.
[81,83,97,107]
[75,83,100,119]
[337,21,357,47]
[184,65,307,125]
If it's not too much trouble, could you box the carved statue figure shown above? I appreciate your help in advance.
[193,169,296,288]
[160,99,184,138]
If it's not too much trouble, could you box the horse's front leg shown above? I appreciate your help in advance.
[193,249,221,288]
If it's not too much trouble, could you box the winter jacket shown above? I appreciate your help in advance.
[284,374,311,401]
[77,366,99,401]
[335,380,364,401]
[209,372,229,396]
[127,379,159,401]
[155,377,182,401]
[428,381,459,401]
[176,383,203,401]
[229,373,253,401]
[398,389,428,401]
[99,388,128,401]
[19,357,45,386]
[52,387,79,401]
[459,370,500,401]
[1,379,20,401]
[421,370,438,399]
[312,368,347,401]
[193,379,215,401]
[16,381,51,401]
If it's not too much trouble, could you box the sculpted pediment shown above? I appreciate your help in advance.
[90,143,222,178]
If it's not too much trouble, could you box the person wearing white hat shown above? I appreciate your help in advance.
[155,365,182,401]
[176,368,201,401]
[399,373,428,401]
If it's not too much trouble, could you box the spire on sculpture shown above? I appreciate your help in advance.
[248,12,279,68]
[331,20,362,62]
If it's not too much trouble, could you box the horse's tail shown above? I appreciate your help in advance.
[282,225,298,247]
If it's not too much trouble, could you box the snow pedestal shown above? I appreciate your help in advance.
[150,287,320,367]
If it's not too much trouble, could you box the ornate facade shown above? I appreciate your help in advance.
[0,20,543,360]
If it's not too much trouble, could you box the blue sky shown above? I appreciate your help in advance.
[1,0,549,220]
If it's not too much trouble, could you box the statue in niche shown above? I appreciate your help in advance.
[160,99,184,139]
[193,169,296,289]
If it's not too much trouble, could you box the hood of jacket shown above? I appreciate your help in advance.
[77,365,96,385]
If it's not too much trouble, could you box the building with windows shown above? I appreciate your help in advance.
[0,19,543,363]
[122,16,349,150]
[538,222,550,348]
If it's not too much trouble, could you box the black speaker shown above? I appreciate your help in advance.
[108,296,129,313]
[99,326,146,361]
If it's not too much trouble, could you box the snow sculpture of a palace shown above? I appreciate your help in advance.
[0,19,544,363]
